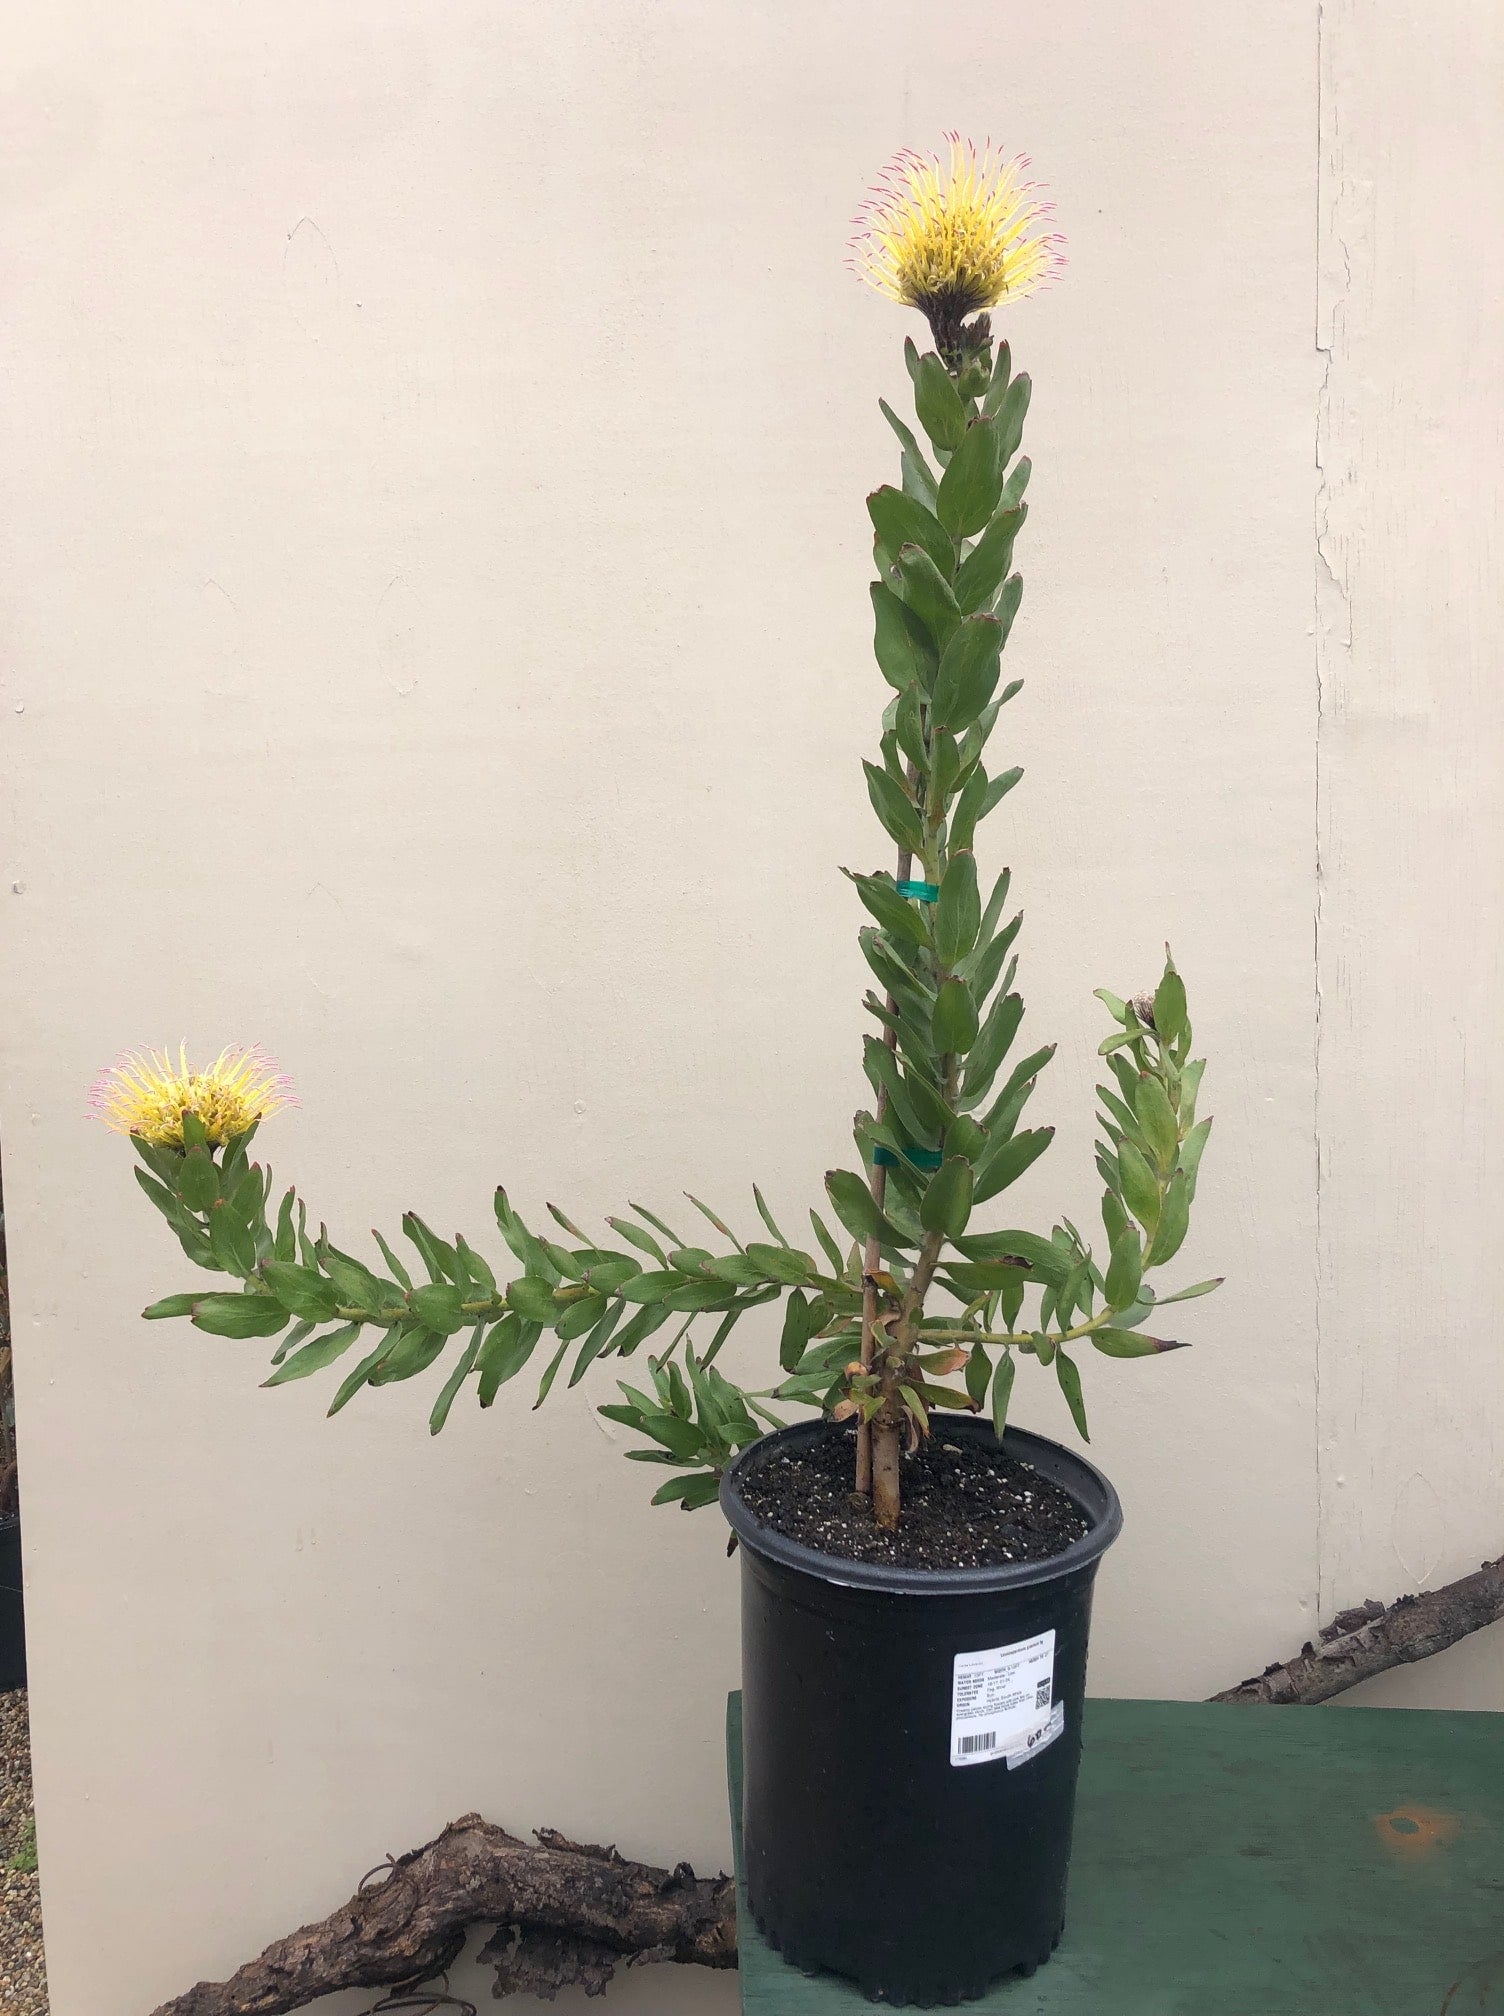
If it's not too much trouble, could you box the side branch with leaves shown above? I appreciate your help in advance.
[108,323,1217,1530]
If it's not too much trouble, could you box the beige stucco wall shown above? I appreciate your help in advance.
[0,3,1496,2012]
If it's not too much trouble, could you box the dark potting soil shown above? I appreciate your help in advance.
[736,1422,1090,1571]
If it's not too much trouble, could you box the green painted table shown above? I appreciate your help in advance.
[727,1692,1504,2013]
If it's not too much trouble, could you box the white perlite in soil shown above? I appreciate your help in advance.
[0,1690,45,2016]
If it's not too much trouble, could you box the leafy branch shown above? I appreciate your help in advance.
[119,320,1218,1528]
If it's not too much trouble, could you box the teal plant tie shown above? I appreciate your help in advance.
[873,1145,944,1171]
[896,879,940,903]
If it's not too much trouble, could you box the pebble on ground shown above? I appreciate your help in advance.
[0,1690,45,2016]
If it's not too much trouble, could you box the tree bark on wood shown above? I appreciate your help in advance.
[147,1553,1504,2015]
[148,1816,735,2015]
[1211,1552,1504,1705]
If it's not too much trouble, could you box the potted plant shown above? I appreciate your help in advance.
[97,137,1219,2005]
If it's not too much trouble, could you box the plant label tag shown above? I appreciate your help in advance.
[949,1628,1055,1767]
[1006,1698,1066,1769]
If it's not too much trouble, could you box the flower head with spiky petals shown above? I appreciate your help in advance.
[848,134,1064,360]
[89,1043,295,1148]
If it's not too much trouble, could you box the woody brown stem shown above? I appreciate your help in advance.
[871,1417,902,1529]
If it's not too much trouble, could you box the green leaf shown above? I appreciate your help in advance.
[863,761,925,855]
[368,1325,447,1385]
[454,1235,497,1297]
[996,573,1024,649]
[533,1336,572,1409]
[930,617,1003,734]
[1101,1187,1129,1251]
[403,1212,461,1286]
[1117,1140,1161,1232]
[616,1269,683,1304]
[607,1216,668,1265]
[1144,1170,1191,1267]
[1154,966,1187,1048]
[911,350,967,451]
[894,681,928,768]
[651,1472,723,1510]
[979,766,1023,821]
[896,546,962,653]
[321,1248,389,1313]
[1180,1058,1207,1129]
[871,581,938,692]
[982,339,1011,411]
[208,1207,257,1276]
[178,1148,219,1213]
[809,1210,847,1279]
[1091,1326,1188,1358]
[699,1253,763,1287]
[493,1189,560,1283]
[1135,1076,1179,1175]
[965,1344,992,1408]
[867,486,954,579]
[1180,1116,1213,1198]
[1155,1276,1222,1306]
[429,1328,483,1434]
[960,991,1023,1106]
[477,1314,542,1403]
[993,372,1032,468]
[879,397,940,496]
[991,1351,1016,1437]
[825,1169,885,1245]
[934,851,981,966]
[846,870,930,948]
[180,1110,209,1150]
[568,1300,627,1384]
[779,1290,813,1372]
[972,1127,1054,1207]
[142,1293,200,1321]
[410,1281,465,1336]
[259,1261,339,1322]
[745,1242,816,1287]
[752,1186,790,1247]
[368,1227,412,1291]
[507,1275,562,1324]
[931,977,979,1056]
[948,766,989,855]
[1104,1227,1144,1312]
[190,1292,290,1340]
[1056,1351,1090,1441]
[920,1156,974,1238]
[263,1321,362,1382]
[955,504,1024,612]
[936,416,1002,537]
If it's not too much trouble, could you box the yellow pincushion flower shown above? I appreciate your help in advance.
[90,1043,294,1148]
[849,134,1063,353]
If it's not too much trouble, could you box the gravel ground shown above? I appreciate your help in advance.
[0,1690,45,2015]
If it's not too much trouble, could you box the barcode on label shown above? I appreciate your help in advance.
[1035,1680,1052,1709]
[957,1731,998,1756]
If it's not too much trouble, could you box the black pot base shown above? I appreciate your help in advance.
[749,1896,1065,2006]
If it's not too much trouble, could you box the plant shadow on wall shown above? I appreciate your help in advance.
[96,135,1221,2010]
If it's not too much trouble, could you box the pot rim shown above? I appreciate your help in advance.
[720,1413,1122,1595]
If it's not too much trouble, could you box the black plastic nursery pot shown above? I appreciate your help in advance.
[721,1415,1122,2007]
[0,1516,25,1692]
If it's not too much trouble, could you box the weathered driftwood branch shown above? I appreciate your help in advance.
[149,1555,1504,2014]
[148,1815,736,2016]
[1212,1553,1504,1705]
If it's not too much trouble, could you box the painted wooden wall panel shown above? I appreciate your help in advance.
[1317,0,1504,1705]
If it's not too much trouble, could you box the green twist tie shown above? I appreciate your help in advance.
[873,1145,944,1171]
[897,879,940,903]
